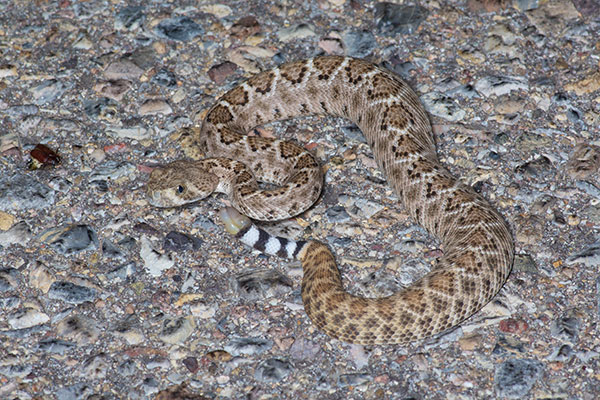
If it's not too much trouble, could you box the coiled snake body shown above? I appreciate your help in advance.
[147,56,514,345]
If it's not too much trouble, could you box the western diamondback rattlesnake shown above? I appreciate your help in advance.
[146,56,514,345]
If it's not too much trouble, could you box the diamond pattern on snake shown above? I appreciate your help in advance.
[146,56,514,345]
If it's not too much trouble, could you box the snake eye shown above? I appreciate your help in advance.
[177,185,186,194]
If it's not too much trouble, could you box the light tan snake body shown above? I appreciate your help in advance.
[147,56,514,344]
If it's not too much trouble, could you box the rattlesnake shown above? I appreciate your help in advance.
[146,56,514,345]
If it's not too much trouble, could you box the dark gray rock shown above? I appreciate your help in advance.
[83,98,119,119]
[106,262,137,281]
[494,358,544,399]
[0,174,55,211]
[37,338,76,354]
[48,281,97,304]
[154,17,203,41]
[326,205,351,223]
[254,358,292,383]
[225,337,273,356]
[550,314,581,343]
[152,69,178,87]
[338,373,370,387]
[163,231,203,252]
[102,240,126,260]
[49,225,98,255]
[343,30,377,58]
[116,5,145,30]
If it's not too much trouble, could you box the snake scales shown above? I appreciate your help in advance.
[146,56,514,344]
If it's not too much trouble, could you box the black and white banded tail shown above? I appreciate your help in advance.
[220,207,308,259]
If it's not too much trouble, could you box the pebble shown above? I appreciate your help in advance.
[159,316,195,344]
[319,34,344,55]
[342,30,377,58]
[30,79,68,105]
[140,236,175,277]
[7,306,49,329]
[0,174,55,210]
[0,221,31,246]
[549,344,574,363]
[277,24,316,42]
[230,16,261,40]
[42,225,98,255]
[234,269,293,299]
[163,231,203,252]
[349,343,370,369]
[567,240,600,267]
[207,61,238,85]
[48,281,97,304]
[337,195,384,218]
[494,358,544,399]
[6,104,38,117]
[326,205,351,223]
[55,383,94,400]
[47,176,71,193]
[147,356,171,370]
[0,364,32,379]
[152,69,178,87]
[205,350,232,363]
[83,98,119,120]
[515,156,554,179]
[0,64,17,78]
[94,79,131,101]
[106,262,137,281]
[420,92,466,122]
[104,59,145,81]
[338,373,370,387]
[105,126,152,140]
[142,376,160,396]
[512,254,538,273]
[0,297,20,310]
[254,358,292,383]
[374,3,429,35]
[139,99,173,116]
[114,315,145,345]
[514,0,540,11]
[90,161,136,181]
[102,240,126,260]
[527,0,581,36]
[72,33,93,50]
[56,315,100,345]
[575,180,600,198]
[498,318,529,335]
[115,5,145,31]
[154,17,203,42]
[118,359,138,377]
[35,339,74,356]
[0,268,19,292]
[287,337,320,362]
[474,75,529,97]
[82,353,110,380]
[566,144,600,179]
[224,337,273,356]
[200,4,232,18]
[550,313,581,343]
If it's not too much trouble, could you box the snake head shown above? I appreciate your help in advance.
[146,160,219,207]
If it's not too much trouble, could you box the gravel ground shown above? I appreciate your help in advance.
[1,0,600,399]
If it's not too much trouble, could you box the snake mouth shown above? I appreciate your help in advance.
[145,191,170,208]
[219,207,251,235]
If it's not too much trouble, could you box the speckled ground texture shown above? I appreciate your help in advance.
[1,0,599,399]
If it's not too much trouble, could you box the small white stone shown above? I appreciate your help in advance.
[8,307,50,329]
[140,236,174,277]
